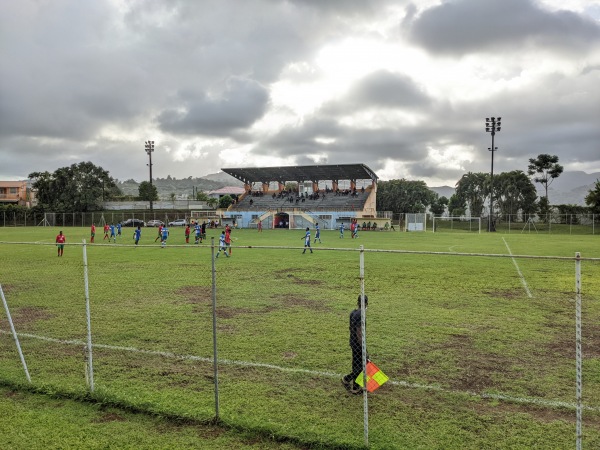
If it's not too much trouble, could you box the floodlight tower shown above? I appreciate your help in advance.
[145,140,155,211]
[485,117,501,232]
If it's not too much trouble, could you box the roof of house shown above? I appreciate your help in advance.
[208,186,246,195]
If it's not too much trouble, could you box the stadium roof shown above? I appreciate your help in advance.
[221,164,378,185]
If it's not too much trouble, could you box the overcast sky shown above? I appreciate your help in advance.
[1,0,599,187]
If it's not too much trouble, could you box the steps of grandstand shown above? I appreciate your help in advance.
[231,189,371,212]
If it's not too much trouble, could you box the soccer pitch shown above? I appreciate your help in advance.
[1,227,599,449]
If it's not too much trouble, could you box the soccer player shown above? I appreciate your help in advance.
[109,223,116,243]
[201,222,207,240]
[55,230,66,257]
[342,295,368,395]
[215,231,229,258]
[257,221,262,232]
[194,223,202,244]
[339,222,345,238]
[117,222,122,238]
[185,224,191,244]
[90,223,96,243]
[160,226,169,248]
[225,226,232,256]
[155,224,163,242]
[133,226,141,245]
[314,222,321,243]
[301,227,313,254]
[103,223,110,240]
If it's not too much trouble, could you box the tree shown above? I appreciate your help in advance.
[376,179,437,215]
[527,154,563,203]
[585,179,600,216]
[29,162,121,212]
[455,172,488,216]
[429,195,449,216]
[447,194,466,217]
[493,171,537,219]
[195,191,210,201]
[219,195,233,209]
[207,197,219,209]
[138,181,158,203]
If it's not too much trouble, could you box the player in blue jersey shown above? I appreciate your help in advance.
[216,231,229,258]
[160,226,169,248]
[109,224,116,243]
[117,222,122,238]
[339,222,345,238]
[301,227,313,254]
[133,226,141,245]
[194,223,202,244]
[314,222,322,243]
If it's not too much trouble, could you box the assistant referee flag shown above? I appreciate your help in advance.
[355,361,389,392]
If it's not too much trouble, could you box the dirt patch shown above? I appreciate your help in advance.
[546,322,600,359]
[482,289,524,299]
[0,284,18,295]
[272,269,324,286]
[279,294,331,312]
[12,306,54,326]
[175,286,212,304]
[216,306,253,319]
[93,412,126,423]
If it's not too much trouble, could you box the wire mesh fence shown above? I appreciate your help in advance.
[0,239,599,448]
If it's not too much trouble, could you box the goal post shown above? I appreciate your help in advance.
[405,213,427,232]
[433,217,481,234]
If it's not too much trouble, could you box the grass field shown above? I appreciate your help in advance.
[1,226,599,449]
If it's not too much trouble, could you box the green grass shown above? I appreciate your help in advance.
[1,226,600,449]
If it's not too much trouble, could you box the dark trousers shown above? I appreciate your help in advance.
[344,346,364,387]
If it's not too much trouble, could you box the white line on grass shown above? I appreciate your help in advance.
[502,237,533,298]
[3,330,598,412]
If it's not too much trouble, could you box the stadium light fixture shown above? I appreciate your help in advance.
[145,140,155,211]
[485,117,501,232]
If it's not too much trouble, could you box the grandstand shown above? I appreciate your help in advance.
[220,164,392,229]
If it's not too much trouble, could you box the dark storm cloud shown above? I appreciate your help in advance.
[325,70,430,113]
[407,0,600,55]
[157,77,270,136]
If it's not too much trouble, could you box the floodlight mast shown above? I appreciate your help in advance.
[145,140,155,211]
[485,117,501,232]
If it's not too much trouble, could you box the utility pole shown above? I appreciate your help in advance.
[145,140,155,211]
[485,117,501,232]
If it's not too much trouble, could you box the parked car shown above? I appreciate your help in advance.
[168,218,187,226]
[147,219,165,227]
[120,218,145,227]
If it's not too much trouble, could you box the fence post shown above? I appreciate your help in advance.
[575,252,582,450]
[211,237,220,419]
[82,240,95,392]
[0,283,31,383]
[359,245,368,447]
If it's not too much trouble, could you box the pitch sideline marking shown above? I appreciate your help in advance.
[3,330,597,412]
[502,237,533,298]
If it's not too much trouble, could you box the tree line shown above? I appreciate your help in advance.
[23,156,600,217]
[376,154,600,219]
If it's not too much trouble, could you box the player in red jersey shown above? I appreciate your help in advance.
[90,223,96,243]
[55,231,66,257]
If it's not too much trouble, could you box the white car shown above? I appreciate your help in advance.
[168,219,187,226]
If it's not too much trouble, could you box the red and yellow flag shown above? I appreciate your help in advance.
[355,361,389,392]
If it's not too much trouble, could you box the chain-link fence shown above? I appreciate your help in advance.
[1,240,599,448]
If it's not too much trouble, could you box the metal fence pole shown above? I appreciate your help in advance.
[82,240,95,392]
[575,252,582,450]
[211,236,220,419]
[0,283,31,383]
[359,245,368,447]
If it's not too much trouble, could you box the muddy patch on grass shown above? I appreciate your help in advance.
[272,269,324,286]
[93,412,126,423]
[175,286,212,305]
[278,294,332,312]
[12,306,54,326]
[482,289,524,300]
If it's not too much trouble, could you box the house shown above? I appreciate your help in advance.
[0,181,34,207]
